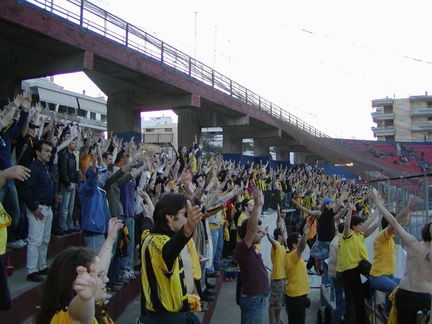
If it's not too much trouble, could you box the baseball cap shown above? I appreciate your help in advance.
[86,165,107,177]
[322,198,336,204]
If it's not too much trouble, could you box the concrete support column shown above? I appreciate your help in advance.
[107,91,141,137]
[254,138,270,157]
[276,147,290,161]
[176,108,202,148]
[223,132,243,154]
[294,152,306,164]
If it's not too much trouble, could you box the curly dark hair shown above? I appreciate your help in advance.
[35,247,97,324]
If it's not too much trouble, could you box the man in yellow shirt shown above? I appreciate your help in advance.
[369,198,414,314]
[284,223,310,324]
[266,225,287,324]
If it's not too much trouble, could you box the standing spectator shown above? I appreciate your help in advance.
[235,188,269,324]
[284,224,310,324]
[0,165,30,310]
[0,95,30,249]
[19,140,59,282]
[57,138,80,234]
[141,194,203,323]
[77,159,110,253]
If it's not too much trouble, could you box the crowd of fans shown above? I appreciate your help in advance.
[0,92,431,324]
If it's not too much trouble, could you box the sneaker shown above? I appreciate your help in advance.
[207,271,219,278]
[27,272,44,282]
[121,271,136,280]
[37,268,49,275]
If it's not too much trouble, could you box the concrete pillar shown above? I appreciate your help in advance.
[294,152,306,164]
[176,108,202,148]
[276,147,290,161]
[223,132,242,153]
[107,91,141,138]
[254,138,270,157]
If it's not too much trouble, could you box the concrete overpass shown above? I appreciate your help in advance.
[0,0,404,179]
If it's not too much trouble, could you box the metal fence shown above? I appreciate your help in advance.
[21,0,329,138]
[370,174,432,240]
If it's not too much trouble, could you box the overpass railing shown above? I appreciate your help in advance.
[23,0,329,138]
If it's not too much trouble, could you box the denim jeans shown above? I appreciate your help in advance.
[370,274,400,311]
[59,184,76,231]
[239,293,267,324]
[310,240,330,284]
[210,226,224,270]
[0,180,20,242]
[83,232,105,253]
[119,217,135,271]
[330,276,346,321]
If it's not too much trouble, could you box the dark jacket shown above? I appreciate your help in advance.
[58,149,79,187]
[18,159,55,211]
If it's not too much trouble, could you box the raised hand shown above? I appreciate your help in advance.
[185,200,203,232]
[73,264,97,300]
[2,165,31,182]
[106,217,124,243]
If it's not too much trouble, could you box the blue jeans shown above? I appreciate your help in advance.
[119,217,135,271]
[59,184,76,231]
[330,276,346,320]
[0,180,20,242]
[210,226,224,270]
[310,240,330,284]
[370,274,400,311]
[239,294,267,324]
[83,232,105,253]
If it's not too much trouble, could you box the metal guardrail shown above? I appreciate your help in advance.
[22,0,329,138]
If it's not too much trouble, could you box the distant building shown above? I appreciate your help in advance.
[22,78,107,134]
[371,94,432,142]
[141,116,178,150]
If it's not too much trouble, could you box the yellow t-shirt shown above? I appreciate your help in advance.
[370,228,396,277]
[284,249,310,297]
[336,231,369,273]
[141,230,188,312]
[236,212,249,242]
[271,241,286,280]
[50,310,98,324]
[0,202,11,255]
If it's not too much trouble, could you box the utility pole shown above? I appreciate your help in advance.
[194,11,197,58]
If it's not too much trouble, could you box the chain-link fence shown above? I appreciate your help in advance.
[370,174,432,241]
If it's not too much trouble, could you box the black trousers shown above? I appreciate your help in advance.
[285,294,309,324]
[0,255,11,311]
[395,288,431,324]
[341,267,367,324]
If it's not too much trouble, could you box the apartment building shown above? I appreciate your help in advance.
[371,94,432,142]
[22,78,107,134]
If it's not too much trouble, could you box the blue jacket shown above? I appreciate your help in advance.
[78,167,111,234]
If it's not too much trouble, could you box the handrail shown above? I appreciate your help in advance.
[22,0,329,138]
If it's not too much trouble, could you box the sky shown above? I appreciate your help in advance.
[51,0,432,140]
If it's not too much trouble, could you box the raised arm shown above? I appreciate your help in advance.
[244,188,264,248]
[297,223,310,257]
[367,190,417,246]
[291,198,321,217]
[362,208,381,238]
